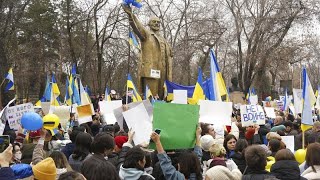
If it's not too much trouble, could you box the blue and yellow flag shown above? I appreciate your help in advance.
[123,0,142,8]
[105,87,111,101]
[65,77,72,105]
[208,49,228,101]
[70,64,81,105]
[127,74,142,102]
[145,85,153,100]
[283,87,289,111]
[79,79,91,105]
[4,68,14,92]
[301,68,316,132]
[129,31,140,49]
[50,74,61,107]
[190,67,205,104]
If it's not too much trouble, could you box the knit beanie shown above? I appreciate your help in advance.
[200,135,215,151]
[32,157,57,180]
[114,136,128,148]
[245,127,255,140]
[270,125,286,132]
[213,125,224,139]
[205,165,242,180]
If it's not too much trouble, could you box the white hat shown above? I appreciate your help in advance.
[111,90,116,95]
[200,135,215,151]
[205,165,242,180]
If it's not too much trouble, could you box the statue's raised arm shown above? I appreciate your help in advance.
[122,4,147,41]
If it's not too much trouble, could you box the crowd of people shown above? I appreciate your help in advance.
[0,97,320,180]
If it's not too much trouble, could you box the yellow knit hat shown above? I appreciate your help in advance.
[32,157,57,180]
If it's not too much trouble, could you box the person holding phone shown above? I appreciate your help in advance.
[0,144,15,180]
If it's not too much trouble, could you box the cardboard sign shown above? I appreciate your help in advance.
[293,89,303,115]
[76,104,94,125]
[151,103,199,150]
[53,106,70,129]
[264,107,276,119]
[122,103,152,145]
[173,90,188,104]
[240,105,265,127]
[281,136,295,153]
[150,69,161,79]
[99,100,122,124]
[199,100,232,126]
[6,103,35,130]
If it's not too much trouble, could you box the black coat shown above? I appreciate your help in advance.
[242,168,279,180]
[270,160,307,180]
[231,153,246,173]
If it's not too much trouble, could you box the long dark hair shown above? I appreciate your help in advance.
[72,132,92,161]
[223,134,237,154]
[306,143,320,172]
[178,151,202,180]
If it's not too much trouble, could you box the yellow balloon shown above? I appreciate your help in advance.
[43,114,60,135]
[265,156,275,172]
[294,149,306,164]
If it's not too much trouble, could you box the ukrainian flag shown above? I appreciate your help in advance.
[50,74,61,107]
[129,31,140,49]
[283,88,289,111]
[209,49,228,101]
[127,74,142,102]
[4,68,14,92]
[145,85,153,100]
[70,64,81,105]
[123,0,142,8]
[190,67,205,105]
[79,79,91,105]
[301,68,316,132]
[65,77,72,105]
[105,87,111,101]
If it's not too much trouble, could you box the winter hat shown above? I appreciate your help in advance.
[114,136,128,148]
[29,130,41,139]
[213,124,224,139]
[270,125,286,132]
[32,157,57,180]
[11,164,33,179]
[205,165,242,180]
[245,127,255,140]
[209,144,226,157]
[200,135,215,151]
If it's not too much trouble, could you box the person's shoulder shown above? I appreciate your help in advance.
[242,174,279,180]
[138,174,154,180]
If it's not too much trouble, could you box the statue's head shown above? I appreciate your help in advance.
[148,16,160,31]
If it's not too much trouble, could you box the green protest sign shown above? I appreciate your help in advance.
[151,102,199,150]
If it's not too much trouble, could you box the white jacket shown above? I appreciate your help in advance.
[301,165,320,180]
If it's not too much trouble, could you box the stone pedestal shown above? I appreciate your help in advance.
[230,91,245,104]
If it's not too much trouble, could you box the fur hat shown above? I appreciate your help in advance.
[32,157,57,180]
[200,135,215,151]
[205,165,242,180]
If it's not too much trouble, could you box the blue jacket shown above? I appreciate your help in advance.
[61,143,75,159]
[0,167,15,180]
[156,146,202,180]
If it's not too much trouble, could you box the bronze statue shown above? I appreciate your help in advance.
[122,4,173,98]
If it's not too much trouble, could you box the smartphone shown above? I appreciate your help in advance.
[0,135,10,153]
[155,129,161,135]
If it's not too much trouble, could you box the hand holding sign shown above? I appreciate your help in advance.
[240,105,265,127]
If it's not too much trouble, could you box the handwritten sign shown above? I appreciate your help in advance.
[6,103,34,130]
[293,89,303,115]
[240,105,265,127]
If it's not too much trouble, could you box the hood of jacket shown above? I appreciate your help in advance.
[119,165,155,180]
[270,160,301,180]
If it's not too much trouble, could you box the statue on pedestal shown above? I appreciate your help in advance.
[122,4,173,99]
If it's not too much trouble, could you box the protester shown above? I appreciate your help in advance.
[150,126,202,180]
[242,145,278,179]
[200,135,215,162]
[230,139,248,173]
[301,143,320,179]
[68,132,92,172]
[49,151,73,178]
[270,149,305,180]
[61,129,81,159]
[82,157,120,180]
[58,171,86,180]
[223,134,237,158]
[12,143,22,164]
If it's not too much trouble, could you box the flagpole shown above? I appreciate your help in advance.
[302,130,305,149]
[0,78,6,88]
[126,77,129,105]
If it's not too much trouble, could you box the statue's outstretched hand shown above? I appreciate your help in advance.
[122,4,132,15]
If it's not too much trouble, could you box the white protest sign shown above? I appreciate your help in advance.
[316,95,320,109]
[281,136,295,153]
[264,107,276,119]
[78,116,92,125]
[0,123,5,135]
[240,105,265,127]
[289,105,295,115]
[150,69,161,79]
[41,102,51,115]
[293,89,303,115]
[249,95,258,105]
[53,106,70,129]
[99,100,122,124]
[123,103,152,145]
[173,90,188,104]
[276,100,284,110]
[6,103,34,130]
[199,100,232,126]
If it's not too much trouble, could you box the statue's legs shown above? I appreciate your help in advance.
[141,77,160,98]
